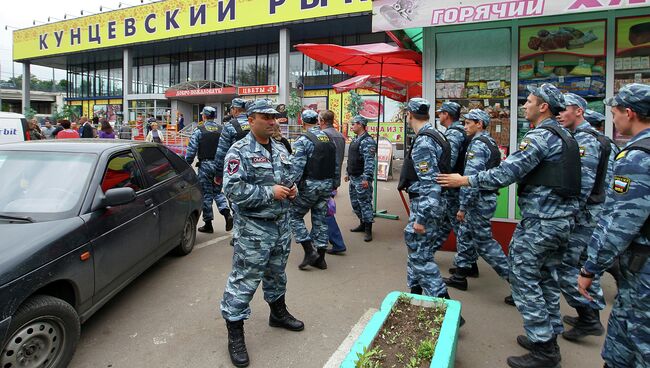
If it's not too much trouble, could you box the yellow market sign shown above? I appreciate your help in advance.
[13,0,371,61]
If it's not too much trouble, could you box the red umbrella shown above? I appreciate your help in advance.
[294,43,422,82]
[332,75,422,103]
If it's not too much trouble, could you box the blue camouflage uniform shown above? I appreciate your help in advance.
[289,120,334,250]
[468,85,579,344]
[185,119,229,222]
[583,84,650,368]
[220,103,294,322]
[558,94,607,311]
[404,120,448,297]
[347,119,377,224]
[215,99,251,180]
[455,110,509,280]
[433,102,465,252]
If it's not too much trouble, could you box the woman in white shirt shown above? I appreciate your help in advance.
[145,122,165,144]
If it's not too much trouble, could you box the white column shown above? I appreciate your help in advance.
[123,48,133,122]
[279,28,290,105]
[22,62,30,115]
[422,28,435,102]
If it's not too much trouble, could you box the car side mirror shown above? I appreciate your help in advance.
[103,187,136,207]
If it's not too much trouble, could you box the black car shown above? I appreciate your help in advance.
[0,140,202,368]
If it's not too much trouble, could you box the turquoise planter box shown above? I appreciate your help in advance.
[341,291,462,368]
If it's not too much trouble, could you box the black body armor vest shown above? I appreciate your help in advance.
[447,125,468,174]
[465,135,502,194]
[347,134,371,176]
[197,124,222,160]
[231,119,250,141]
[518,124,581,198]
[398,128,452,191]
[303,131,336,180]
[576,128,616,205]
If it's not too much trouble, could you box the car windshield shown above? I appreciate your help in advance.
[0,151,96,221]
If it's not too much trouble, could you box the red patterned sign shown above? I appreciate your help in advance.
[165,87,237,98]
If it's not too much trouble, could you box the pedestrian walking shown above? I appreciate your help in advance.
[345,115,376,242]
[185,106,233,234]
[438,83,581,368]
[578,83,650,368]
[145,123,165,143]
[397,98,465,324]
[319,110,347,255]
[119,122,132,140]
[28,119,44,140]
[433,102,469,272]
[556,93,613,341]
[177,112,185,131]
[55,119,80,139]
[289,109,336,270]
[80,117,94,138]
[220,99,304,368]
[97,119,116,139]
[41,120,55,139]
[443,109,510,292]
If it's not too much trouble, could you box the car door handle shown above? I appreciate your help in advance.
[144,198,155,208]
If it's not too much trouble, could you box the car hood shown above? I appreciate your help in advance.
[0,217,87,286]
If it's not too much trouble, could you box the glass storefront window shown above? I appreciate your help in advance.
[154,56,170,94]
[518,20,607,141]
[289,52,302,85]
[225,52,235,85]
[189,52,205,81]
[268,53,279,85]
[614,15,650,146]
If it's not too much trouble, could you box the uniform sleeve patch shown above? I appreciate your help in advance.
[227,159,240,175]
[519,139,531,151]
[579,146,586,157]
[616,150,628,161]
[417,161,429,173]
[613,176,631,194]
[467,151,475,160]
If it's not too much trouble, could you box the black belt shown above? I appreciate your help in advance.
[408,192,419,200]
[626,242,649,272]
[241,213,285,222]
[629,242,650,255]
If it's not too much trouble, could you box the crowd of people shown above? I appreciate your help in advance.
[26,116,124,140]
[180,82,648,368]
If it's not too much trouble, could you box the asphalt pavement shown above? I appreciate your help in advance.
[68,173,615,368]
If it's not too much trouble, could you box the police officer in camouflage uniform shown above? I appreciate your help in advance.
[185,106,233,233]
[443,109,509,292]
[438,83,581,368]
[435,102,473,274]
[398,98,465,325]
[579,83,650,368]
[556,93,612,341]
[290,110,337,270]
[215,98,251,184]
[220,99,304,368]
[345,115,377,242]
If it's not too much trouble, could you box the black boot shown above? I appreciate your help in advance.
[298,241,319,270]
[504,294,515,306]
[410,285,423,295]
[198,221,214,233]
[449,262,479,278]
[221,209,234,232]
[226,320,249,367]
[517,335,561,359]
[363,223,373,242]
[350,220,364,232]
[443,268,469,291]
[268,295,304,331]
[311,248,328,270]
[439,292,465,327]
[507,337,561,368]
[562,307,604,341]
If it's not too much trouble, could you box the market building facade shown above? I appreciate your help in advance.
[375,0,650,230]
[13,0,391,132]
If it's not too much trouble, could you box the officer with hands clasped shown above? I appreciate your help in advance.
[438,83,581,368]
[185,106,233,233]
[578,83,650,368]
[443,109,510,292]
[345,115,377,242]
[397,98,465,325]
[219,99,303,368]
[289,109,337,270]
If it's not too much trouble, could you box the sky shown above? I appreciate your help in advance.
[0,0,145,81]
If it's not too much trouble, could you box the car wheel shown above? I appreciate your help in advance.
[1,295,80,368]
[173,213,197,256]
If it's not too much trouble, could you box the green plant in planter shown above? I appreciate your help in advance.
[416,339,435,361]
[354,346,384,368]
[347,90,364,117]
[286,90,302,122]
[405,356,421,368]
